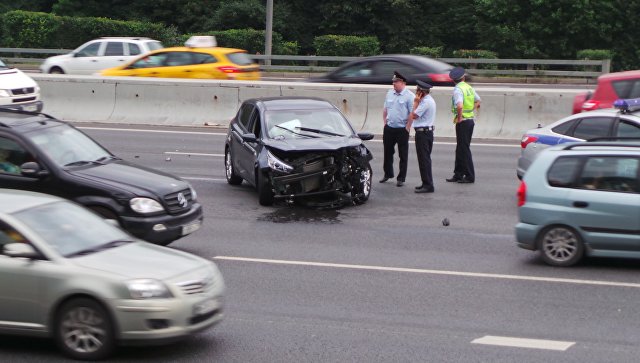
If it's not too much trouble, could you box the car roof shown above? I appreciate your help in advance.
[597,70,640,82]
[342,54,453,72]
[0,109,62,131]
[0,189,61,214]
[150,46,248,54]
[250,97,335,111]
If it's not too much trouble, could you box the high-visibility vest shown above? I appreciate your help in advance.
[451,81,475,119]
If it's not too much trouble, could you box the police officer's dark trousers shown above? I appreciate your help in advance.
[415,129,434,188]
[454,119,475,181]
[382,125,409,181]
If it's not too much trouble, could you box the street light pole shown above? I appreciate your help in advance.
[265,0,273,66]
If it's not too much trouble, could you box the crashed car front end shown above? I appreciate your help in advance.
[260,145,372,205]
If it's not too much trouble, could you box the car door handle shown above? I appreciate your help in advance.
[573,201,589,208]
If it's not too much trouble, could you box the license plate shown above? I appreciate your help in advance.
[23,104,38,112]
[193,297,217,316]
[182,220,201,236]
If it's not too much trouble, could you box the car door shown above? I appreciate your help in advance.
[0,219,44,328]
[567,155,640,252]
[118,52,170,77]
[330,61,375,83]
[98,41,129,71]
[160,51,197,78]
[566,116,615,141]
[229,103,258,180]
[68,41,104,75]
[373,60,421,84]
[0,134,44,191]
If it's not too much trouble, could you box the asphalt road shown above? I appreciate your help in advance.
[2,125,640,362]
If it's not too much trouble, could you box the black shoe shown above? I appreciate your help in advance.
[415,184,424,190]
[396,180,404,187]
[457,177,474,184]
[379,177,390,183]
[446,176,461,182]
[415,186,434,193]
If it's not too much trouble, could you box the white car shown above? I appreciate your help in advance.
[39,37,164,75]
[0,59,42,112]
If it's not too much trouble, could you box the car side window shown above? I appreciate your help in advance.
[130,53,168,69]
[571,117,613,140]
[612,79,640,99]
[335,62,373,78]
[75,42,101,57]
[249,112,262,139]
[0,220,30,256]
[127,43,141,56]
[551,119,577,135]
[547,156,581,187]
[192,53,217,64]
[616,120,640,138]
[104,42,124,56]
[375,61,418,77]
[0,136,32,175]
[237,104,255,130]
[165,52,193,67]
[577,157,639,193]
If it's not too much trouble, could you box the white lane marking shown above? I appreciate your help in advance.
[472,336,575,351]
[164,151,223,157]
[78,126,519,148]
[213,256,640,289]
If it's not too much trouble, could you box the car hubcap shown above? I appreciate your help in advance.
[61,307,106,353]
[225,152,233,179]
[361,167,372,196]
[542,228,578,262]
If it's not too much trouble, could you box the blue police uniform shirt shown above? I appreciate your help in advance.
[412,94,436,128]
[384,88,414,128]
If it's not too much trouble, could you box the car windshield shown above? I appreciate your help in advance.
[146,41,164,51]
[226,52,254,66]
[12,200,131,257]
[25,124,112,166]
[265,109,354,139]
[0,59,8,69]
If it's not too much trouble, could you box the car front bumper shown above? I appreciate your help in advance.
[0,100,43,113]
[120,203,204,245]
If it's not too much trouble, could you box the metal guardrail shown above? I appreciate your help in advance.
[0,47,611,78]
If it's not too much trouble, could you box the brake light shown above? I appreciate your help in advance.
[217,66,241,73]
[520,135,538,149]
[517,181,526,207]
[581,100,600,112]
[428,73,452,83]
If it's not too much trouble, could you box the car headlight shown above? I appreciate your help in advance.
[126,279,173,299]
[267,150,293,173]
[130,197,165,214]
[0,89,10,97]
[190,186,198,201]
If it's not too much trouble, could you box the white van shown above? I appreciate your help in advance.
[0,59,43,112]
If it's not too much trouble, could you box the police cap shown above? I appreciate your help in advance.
[449,67,466,81]
[392,71,407,82]
[416,80,433,91]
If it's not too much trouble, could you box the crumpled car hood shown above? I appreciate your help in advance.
[262,136,363,152]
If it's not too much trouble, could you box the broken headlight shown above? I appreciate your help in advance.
[267,150,293,173]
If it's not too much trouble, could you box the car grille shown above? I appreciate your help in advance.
[176,276,214,295]
[10,87,35,95]
[164,189,193,214]
[12,97,37,103]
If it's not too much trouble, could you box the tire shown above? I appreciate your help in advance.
[225,148,243,185]
[55,298,116,360]
[538,225,584,267]
[352,163,372,205]
[257,169,274,206]
[49,67,65,74]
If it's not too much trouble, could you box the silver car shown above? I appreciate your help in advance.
[0,189,224,360]
[516,105,640,179]
[515,141,640,266]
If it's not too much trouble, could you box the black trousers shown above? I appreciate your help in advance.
[454,119,475,181]
[382,125,409,181]
[415,130,434,188]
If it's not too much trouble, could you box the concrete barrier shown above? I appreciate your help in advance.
[33,75,582,140]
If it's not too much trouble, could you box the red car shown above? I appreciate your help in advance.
[573,70,640,113]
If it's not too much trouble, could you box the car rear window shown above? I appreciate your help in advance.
[226,52,254,66]
[551,119,577,135]
[612,80,640,99]
[547,156,581,187]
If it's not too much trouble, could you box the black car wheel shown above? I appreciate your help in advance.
[352,163,372,204]
[538,225,584,267]
[55,298,115,360]
[225,148,243,185]
[257,169,274,206]
[49,66,65,74]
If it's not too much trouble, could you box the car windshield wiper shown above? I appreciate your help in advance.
[274,125,318,138]
[95,155,120,163]
[65,239,134,258]
[64,159,107,167]
[295,126,344,137]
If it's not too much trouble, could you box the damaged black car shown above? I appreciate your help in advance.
[224,97,374,207]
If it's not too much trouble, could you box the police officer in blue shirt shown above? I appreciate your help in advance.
[380,71,415,187]
[406,80,436,193]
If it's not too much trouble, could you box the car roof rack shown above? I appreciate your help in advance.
[613,97,640,114]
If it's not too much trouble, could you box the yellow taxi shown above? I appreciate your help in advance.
[101,36,261,80]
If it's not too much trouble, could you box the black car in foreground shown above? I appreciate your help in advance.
[307,54,458,86]
[224,97,374,207]
[0,109,202,245]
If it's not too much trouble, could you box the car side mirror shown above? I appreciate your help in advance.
[357,132,374,141]
[241,133,257,143]
[4,243,39,259]
[20,161,49,178]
